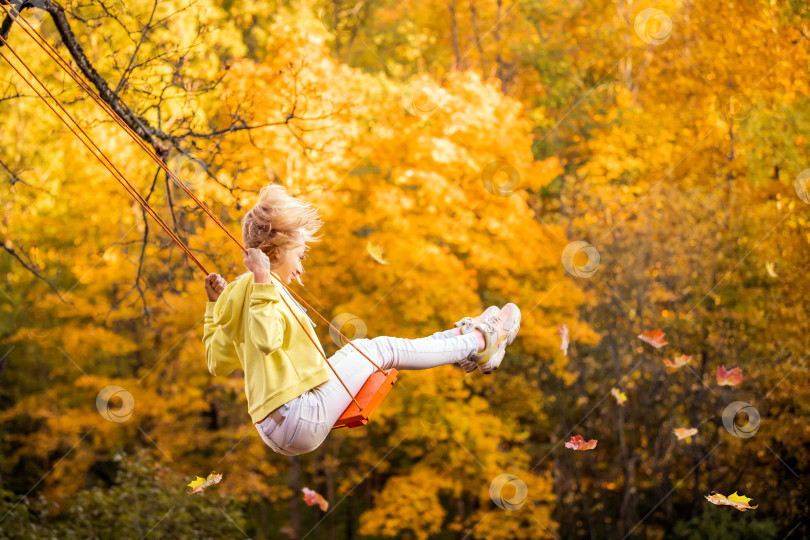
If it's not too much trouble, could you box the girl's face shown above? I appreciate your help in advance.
[275,243,306,286]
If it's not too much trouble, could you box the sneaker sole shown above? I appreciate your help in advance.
[458,356,478,373]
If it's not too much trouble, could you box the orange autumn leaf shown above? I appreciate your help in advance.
[302,487,329,511]
[564,435,598,451]
[705,491,758,511]
[664,354,692,369]
[716,365,743,386]
[186,472,223,495]
[638,328,668,348]
[557,323,570,356]
[673,427,698,440]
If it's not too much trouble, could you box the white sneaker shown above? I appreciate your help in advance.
[469,304,521,374]
[455,306,500,373]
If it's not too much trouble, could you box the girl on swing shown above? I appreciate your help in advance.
[203,184,521,456]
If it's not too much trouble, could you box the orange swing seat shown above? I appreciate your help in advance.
[332,368,398,429]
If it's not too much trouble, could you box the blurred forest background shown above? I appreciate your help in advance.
[1,0,809,538]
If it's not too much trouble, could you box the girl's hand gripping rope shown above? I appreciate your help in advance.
[243,247,273,284]
[204,273,228,302]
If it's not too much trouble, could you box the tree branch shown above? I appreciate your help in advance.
[1,0,173,154]
[113,0,158,95]
[1,242,73,304]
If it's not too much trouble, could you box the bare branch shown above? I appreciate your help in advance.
[0,154,24,185]
[113,0,158,95]
[0,155,53,196]
[1,242,74,304]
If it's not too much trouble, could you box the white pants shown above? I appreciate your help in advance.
[255,329,479,455]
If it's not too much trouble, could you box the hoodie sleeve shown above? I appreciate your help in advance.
[203,301,241,376]
[248,282,287,355]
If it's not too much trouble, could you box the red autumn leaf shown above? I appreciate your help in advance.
[716,365,743,386]
[705,491,758,511]
[564,434,597,451]
[664,354,692,369]
[638,328,668,348]
[557,324,570,356]
[302,487,329,511]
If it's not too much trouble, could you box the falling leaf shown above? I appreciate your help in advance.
[564,435,597,451]
[187,476,205,492]
[610,388,627,405]
[765,262,777,278]
[186,472,223,495]
[366,241,390,265]
[557,323,570,356]
[716,365,743,386]
[664,354,692,369]
[673,427,698,440]
[638,328,668,348]
[302,487,329,511]
[705,491,758,511]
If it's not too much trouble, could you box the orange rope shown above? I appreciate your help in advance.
[1,6,387,409]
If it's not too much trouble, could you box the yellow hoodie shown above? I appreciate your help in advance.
[203,271,331,424]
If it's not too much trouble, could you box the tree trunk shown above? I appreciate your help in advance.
[468,1,487,76]
[449,0,461,70]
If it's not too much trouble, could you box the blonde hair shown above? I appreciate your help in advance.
[241,184,324,265]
